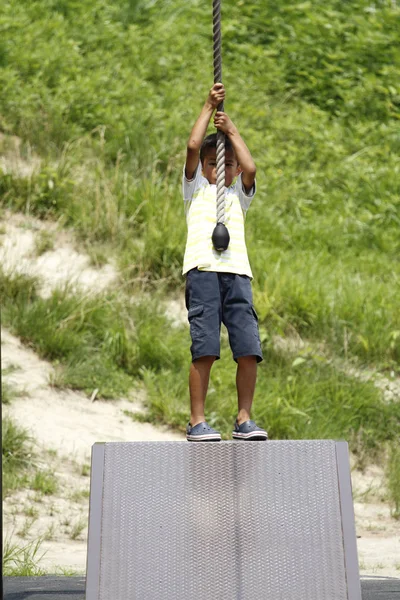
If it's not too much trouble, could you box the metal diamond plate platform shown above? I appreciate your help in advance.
[86,440,361,600]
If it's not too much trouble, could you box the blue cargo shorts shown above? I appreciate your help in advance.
[185,268,263,363]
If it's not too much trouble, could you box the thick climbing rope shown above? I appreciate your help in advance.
[213,0,225,226]
[212,0,230,251]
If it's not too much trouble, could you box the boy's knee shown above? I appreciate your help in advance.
[237,355,258,366]
[193,355,216,368]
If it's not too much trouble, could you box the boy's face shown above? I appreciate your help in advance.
[202,149,240,187]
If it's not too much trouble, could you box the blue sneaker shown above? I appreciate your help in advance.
[232,420,268,441]
[186,422,221,442]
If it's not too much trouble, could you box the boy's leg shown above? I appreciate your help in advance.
[189,356,216,426]
[185,269,221,427]
[236,355,257,424]
[234,355,267,439]
[221,274,267,439]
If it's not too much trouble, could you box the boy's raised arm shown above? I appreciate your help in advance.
[185,83,225,180]
[214,112,256,193]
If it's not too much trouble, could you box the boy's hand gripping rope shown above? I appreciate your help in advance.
[212,0,230,252]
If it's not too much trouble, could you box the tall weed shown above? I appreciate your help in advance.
[2,417,34,498]
[3,538,46,576]
[387,443,400,518]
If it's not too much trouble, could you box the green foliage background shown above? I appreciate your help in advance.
[1,0,399,460]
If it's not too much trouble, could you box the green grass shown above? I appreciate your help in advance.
[2,365,25,404]
[141,335,400,447]
[0,270,134,397]
[252,247,400,369]
[69,518,86,540]
[17,517,37,540]
[31,470,58,496]
[23,506,40,519]
[0,0,398,155]
[34,229,54,255]
[387,442,400,518]
[0,269,38,305]
[1,379,20,404]
[44,524,56,541]
[3,537,82,576]
[69,489,90,503]
[0,268,188,398]
[3,538,46,576]
[2,417,35,498]
[3,415,61,500]
[80,463,90,477]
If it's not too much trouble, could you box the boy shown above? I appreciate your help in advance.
[183,83,267,442]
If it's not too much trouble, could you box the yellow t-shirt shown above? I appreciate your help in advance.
[182,162,255,278]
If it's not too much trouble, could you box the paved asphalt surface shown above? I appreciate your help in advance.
[3,576,400,599]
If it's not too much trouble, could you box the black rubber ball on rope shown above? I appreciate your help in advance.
[212,222,230,252]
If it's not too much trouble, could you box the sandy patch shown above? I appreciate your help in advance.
[2,329,184,460]
[0,212,117,297]
[351,465,400,577]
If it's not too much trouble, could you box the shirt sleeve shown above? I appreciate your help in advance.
[182,161,203,203]
[235,172,256,213]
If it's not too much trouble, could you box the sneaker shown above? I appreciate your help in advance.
[186,422,221,442]
[232,420,268,441]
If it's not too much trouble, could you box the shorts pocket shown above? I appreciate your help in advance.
[188,304,204,340]
[251,306,260,339]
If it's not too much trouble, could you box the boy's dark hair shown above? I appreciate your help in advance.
[200,133,235,164]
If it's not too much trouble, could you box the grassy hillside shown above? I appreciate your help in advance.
[1,0,399,492]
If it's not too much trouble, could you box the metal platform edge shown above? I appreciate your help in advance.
[336,441,362,600]
[85,443,105,600]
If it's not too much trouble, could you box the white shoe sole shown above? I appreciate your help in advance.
[232,432,268,440]
[186,434,221,442]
